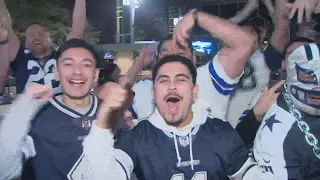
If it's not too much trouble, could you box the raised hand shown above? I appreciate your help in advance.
[253,80,285,121]
[96,82,128,129]
[25,83,54,103]
[173,9,196,49]
[287,0,318,23]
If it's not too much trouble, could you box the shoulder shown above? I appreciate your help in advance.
[202,118,241,142]
[131,120,157,136]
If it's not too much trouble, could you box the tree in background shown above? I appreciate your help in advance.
[5,0,100,45]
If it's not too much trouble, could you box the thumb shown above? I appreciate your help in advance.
[119,76,130,89]
[263,85,269,94]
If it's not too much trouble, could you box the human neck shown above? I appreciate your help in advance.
[33,50,51,59]
[60,94,91,109]
[176,111,193,129]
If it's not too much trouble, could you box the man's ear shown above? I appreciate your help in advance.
[193,84,199,101]
[94,69,100,83]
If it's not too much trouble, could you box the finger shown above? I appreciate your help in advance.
[286,2,293,9]
[263,85,269,94]
[289,5,298,19]
[297,6,305,24]
[119,77,130,89]
[270,80,285,93]
[305,7,312,22]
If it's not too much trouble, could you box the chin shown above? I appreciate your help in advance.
[164,118,183,127]
[64,91,91,100]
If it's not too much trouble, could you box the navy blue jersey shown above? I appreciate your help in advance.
[27,95,98,180]
[10,43,61,94]
[114,118,249,180]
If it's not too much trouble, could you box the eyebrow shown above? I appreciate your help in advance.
[156,74,169,82]
[156,73,190,82]
[61,58,94,63]
[176,73,190,79]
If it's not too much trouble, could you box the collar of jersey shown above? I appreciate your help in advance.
[49,94,98,118]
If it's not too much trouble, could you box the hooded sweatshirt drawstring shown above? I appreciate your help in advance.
[189,133,194,170]
[173,132,194,170]
[173,134,182,167]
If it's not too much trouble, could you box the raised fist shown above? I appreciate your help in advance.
[25,83,54,103]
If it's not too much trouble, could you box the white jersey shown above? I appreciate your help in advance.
[132,53,241,120]
[227,50,270,127]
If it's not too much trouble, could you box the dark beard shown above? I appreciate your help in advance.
[164,118,183,127]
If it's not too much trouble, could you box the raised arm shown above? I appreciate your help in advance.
[0,0,20,93]
[83,82,133,179]
[68,0,86,39]
[0,83,53,179]
[174,10,256,79]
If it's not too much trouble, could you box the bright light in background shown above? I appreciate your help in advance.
[123,0,141,8]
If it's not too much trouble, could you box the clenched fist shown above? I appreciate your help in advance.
[96,82,128,129]
[25,83,54,103]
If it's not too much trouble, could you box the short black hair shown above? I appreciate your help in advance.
[240,17,269,43]
[152,55,197,84]
[28,22,46,28]
[55,38,102,68]
[157,34,193,57]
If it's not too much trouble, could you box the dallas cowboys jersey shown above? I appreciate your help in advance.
[82,107,257,180]
[25,95,98,179]
[253,95,320,179]
[10,43,61,94]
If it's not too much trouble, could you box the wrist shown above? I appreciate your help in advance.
[97,105,112,129]
[253,106,264,121]
[193,9,199,27]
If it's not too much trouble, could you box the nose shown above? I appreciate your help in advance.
[73,64,82,75]
[168,80,176,91]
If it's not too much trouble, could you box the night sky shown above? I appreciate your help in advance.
[87,0,272,43]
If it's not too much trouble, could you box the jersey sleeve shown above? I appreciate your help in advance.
[196,52,241,120]
[0,94,40,179]
[82,122,135,180]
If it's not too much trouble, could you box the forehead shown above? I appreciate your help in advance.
[26,24,47,34]
[59,47,95,61]
[157,61,190,76]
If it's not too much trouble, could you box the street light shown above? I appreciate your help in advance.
[123,0,141,43]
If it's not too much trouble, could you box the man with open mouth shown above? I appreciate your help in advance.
[0,39,102,179]
[252,42,320,179]
[81,55,265,180]
[0,0,86,95]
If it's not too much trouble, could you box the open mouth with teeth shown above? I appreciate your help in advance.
[69,80,85,87]
[166,96,181,113]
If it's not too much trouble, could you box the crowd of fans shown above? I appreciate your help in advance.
[0,0,320,179]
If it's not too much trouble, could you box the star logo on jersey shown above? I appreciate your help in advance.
[263,114,281,132]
